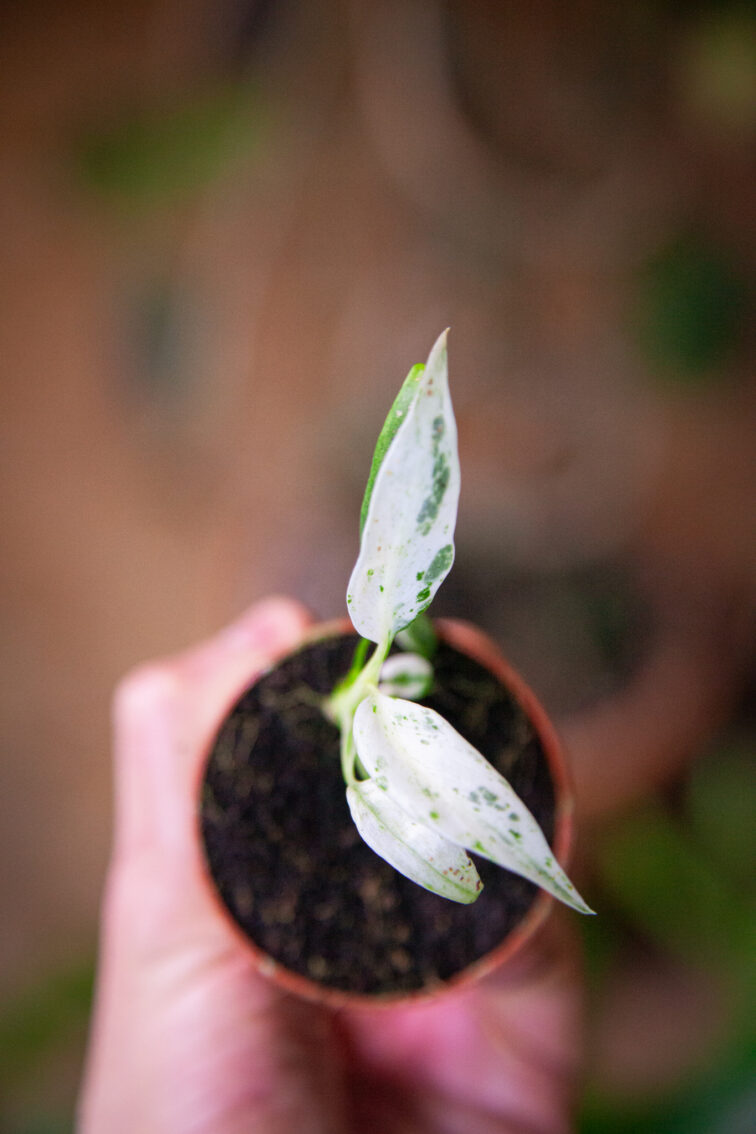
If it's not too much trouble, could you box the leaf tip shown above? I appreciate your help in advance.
[430,327,449,360]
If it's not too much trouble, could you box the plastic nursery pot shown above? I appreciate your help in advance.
[199,618,575,1009]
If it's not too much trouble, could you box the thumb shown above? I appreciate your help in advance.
[111,596,312,862]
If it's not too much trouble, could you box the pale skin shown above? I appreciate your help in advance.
[79,597,583,1134]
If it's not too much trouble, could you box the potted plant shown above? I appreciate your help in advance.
[200,331,592,1006]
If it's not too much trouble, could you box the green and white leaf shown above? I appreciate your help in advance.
[346,778,482,904]
[359,363,425,536]
[378,653,434,700]
[347,330,460,644]
[353,692,594,914]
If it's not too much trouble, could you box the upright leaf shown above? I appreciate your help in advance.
[354,692,593,914]
[347,330,460,643]
[360,363,425,535]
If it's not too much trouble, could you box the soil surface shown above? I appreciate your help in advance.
[200,632,556,997]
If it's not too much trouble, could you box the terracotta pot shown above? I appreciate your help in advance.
[199,618,575,1008]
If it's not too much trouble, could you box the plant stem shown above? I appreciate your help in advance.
[325,636,391,785]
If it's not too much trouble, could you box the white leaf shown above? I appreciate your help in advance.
[347,330,460,643]
[378,653,434,700]
[346,780,482,904]
[353,693,593,914]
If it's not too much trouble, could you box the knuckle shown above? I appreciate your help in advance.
[112,661,182,727]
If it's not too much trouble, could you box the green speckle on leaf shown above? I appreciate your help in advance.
[416,457,450,535]
[416,586,431,603]
[426,544,453,584]
[416,417,452,536]
[416,571,424,581]
[430,810,439,820]
[480,786,505,811]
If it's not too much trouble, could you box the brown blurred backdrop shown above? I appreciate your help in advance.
[1,2,754,1131]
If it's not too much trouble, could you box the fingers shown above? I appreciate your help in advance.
[112,596,311,861]
[475,912,583,1065]
[82,598,354,1134]
[339,914,582,1134]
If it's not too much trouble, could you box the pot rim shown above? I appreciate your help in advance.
[198,617,576,1010]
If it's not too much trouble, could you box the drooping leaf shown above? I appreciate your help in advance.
[378,653,434,700]
[346,779,482,904]
[347,330,460,643]
[353,692,593,914]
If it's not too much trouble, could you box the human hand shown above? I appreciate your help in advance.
[79,597,582,1134]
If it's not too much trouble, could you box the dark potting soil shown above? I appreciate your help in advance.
[200,632,556,997]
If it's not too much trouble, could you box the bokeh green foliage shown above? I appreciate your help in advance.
[0,959,93,1134]
[579,738,756,1133]
[74,82,265,208]
[632,232,749,385]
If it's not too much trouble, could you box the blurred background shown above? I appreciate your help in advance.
[1,1,754,1130]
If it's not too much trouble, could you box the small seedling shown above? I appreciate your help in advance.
[325,331,593,913]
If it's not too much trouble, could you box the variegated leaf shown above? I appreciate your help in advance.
[353,692,593,914]
[347,330,460,643]
[378,653,434,700]
[346,779,482,904]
